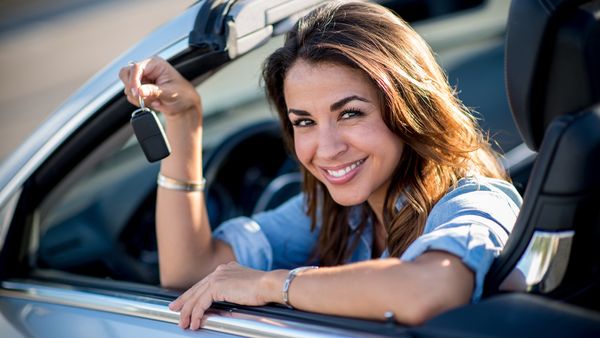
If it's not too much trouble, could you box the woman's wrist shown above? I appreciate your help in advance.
[160,102,203,180]
[261,269,288,304]
[163,102,202,126]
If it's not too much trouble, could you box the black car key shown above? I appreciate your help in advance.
[130,95,171,162]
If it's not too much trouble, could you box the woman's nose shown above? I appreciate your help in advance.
[315,125,347,160]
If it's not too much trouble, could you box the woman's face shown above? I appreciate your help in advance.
[284,60,404,208]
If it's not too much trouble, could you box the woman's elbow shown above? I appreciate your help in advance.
[394,294,469,326]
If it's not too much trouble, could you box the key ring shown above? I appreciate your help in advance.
[138,95,145,110]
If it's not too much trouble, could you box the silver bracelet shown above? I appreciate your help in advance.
[157,173,206,192]
[282,266,319,309]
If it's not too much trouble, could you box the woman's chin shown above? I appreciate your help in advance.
[328,191,368,207]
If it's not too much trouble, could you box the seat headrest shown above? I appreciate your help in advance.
[505,0,600,151]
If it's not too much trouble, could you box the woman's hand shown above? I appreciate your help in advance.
[169,262,285,330]
[118,56,201,119]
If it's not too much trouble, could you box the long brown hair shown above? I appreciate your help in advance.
[263,1,508,266]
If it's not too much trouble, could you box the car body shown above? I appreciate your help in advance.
[0,0,599,337]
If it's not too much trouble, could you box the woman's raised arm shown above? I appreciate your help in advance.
[119,57,235,289]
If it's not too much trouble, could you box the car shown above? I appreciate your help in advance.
[0,0,599,337]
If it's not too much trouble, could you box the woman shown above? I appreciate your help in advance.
[119,1,521,329]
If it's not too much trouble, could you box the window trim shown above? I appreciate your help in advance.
[0,278,406,337]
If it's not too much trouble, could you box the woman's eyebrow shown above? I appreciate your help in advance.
[330,95,369,111]
[288,108,310,116]
[287,95,369,115]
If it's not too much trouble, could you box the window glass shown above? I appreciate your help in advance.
[33,35,286,285]
[200,36,284,149]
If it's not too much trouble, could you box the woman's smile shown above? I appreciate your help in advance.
[320,157,367,183]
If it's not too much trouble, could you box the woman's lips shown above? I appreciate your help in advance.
[320,158,366,184]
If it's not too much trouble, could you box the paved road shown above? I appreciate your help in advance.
[0,0,194,162]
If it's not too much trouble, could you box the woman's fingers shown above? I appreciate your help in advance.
[119,56,201,116]
[189,297,213,330]
[128,62,142,97]
[118,57,164,103]
[174,282,214,330]
[169,296,184,312]
[169,264,268,331]
[138,83,162,105]
[170,280,202,311]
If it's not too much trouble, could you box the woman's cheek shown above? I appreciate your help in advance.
[294,134,314,168]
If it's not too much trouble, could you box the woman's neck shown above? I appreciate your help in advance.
[368,185,391,257]
[372,219,387,258]
[367,192,385,226]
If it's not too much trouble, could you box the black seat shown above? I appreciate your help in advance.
[484,0,600,309]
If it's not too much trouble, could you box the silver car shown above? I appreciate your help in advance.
[1,0,599,337]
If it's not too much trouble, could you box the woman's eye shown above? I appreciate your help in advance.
[340,109,363,120]
[291,119,314,127]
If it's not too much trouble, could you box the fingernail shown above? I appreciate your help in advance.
[131,87,138,97]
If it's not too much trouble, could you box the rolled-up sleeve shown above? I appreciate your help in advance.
[213,193,316,271]
[400,178,521,302]
[213,216,274,270]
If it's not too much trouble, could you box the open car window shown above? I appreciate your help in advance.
[31,0,522,287]
[33,34,288,285]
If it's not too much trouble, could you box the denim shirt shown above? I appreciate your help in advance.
[213,176,522,302]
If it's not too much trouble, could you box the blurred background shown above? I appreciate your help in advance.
[0,0,195,162]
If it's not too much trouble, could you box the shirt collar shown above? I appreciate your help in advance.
[347,194,407,231]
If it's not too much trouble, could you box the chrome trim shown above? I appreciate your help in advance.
[0,281,384,338]
[499,230,575,293]
[0,188,21,249]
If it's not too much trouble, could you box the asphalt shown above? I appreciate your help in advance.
[0,0,194,162]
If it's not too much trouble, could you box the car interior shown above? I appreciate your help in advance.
[485,0,600,304]
[424,0,600,336]
[1,0,599,336]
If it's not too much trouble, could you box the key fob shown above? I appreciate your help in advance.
[131,107,171,162]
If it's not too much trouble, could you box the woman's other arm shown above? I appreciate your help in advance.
[169,251,473,329]
[273,252,473,325]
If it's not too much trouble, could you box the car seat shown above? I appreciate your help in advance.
[484,0,600,309]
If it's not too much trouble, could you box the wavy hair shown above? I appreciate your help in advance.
[263,1,508,266]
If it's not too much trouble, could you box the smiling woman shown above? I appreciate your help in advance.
[120,0,521,330]
[284,61,404,213]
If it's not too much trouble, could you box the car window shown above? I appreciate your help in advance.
[32,35,286,285]
[199,36,284,149]
[30,1,516,286]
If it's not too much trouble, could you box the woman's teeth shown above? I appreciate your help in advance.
[326,159,365,178]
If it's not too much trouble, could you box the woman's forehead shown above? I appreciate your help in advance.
[283,60,379,108]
